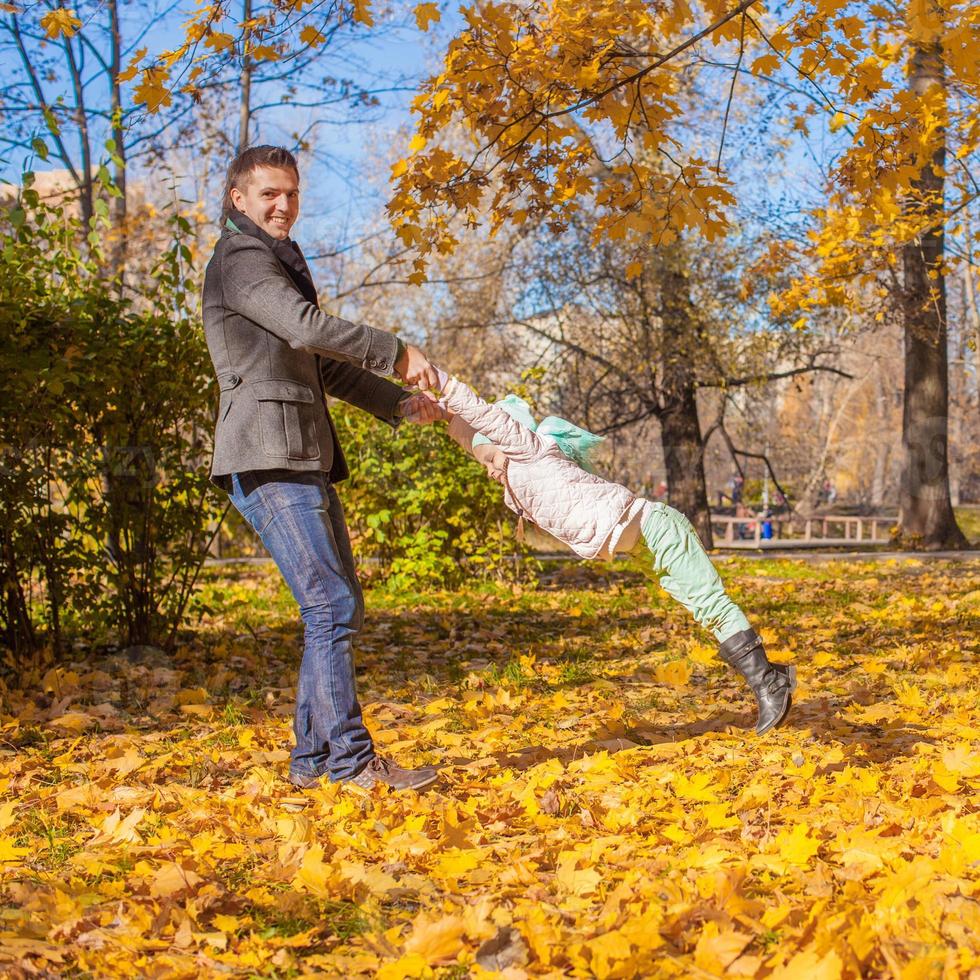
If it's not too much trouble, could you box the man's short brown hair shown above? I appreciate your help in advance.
[222,145,299,219]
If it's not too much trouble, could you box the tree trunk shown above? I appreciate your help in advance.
[897,39,967,549]
[237,0,253,154]
[109,0,127,273]
[659,391,712,547]
[0,525,35,654]
[962,254,980,417]
[870,373,892,509]
[659,263,713,547]
[63,33,94,227]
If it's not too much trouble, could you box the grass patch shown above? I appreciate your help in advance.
[954,506,980,544]
[557,660,597,686]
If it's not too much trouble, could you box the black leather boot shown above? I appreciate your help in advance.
[718,629,797,734]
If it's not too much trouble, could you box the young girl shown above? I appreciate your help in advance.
[419,370,796,735]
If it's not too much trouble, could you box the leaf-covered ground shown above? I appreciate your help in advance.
[1,554,979,979]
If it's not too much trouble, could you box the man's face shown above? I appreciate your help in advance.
[230,165,299,240]
[473,443,508,484]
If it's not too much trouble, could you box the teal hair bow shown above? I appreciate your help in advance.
[472,394,605,473]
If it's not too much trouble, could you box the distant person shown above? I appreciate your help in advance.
[413,375,796,735]
[735,502,755,540]
[731,473,744,505]
[202,145,444,792]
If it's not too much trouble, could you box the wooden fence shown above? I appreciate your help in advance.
[712,514,894,549]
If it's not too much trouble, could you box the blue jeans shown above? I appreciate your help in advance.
[227,471,374,782]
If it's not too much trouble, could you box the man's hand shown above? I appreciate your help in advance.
[394,343,440,391]
[397,391,450,424]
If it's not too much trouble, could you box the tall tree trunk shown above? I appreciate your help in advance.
[870,372,892,509]
[237,0,253,154]
[63,37,95,226]
[897,39,967,549]
[963,253,980,417]
[659,390,712,547]
[659,264,713,547]
[0,524,35,654]
[108,0,127,274]
[63,34,94,227]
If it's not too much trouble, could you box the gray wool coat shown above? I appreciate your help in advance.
[202,217,406,491]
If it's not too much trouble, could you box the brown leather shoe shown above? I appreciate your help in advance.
[347,755,438,791]
[288,756,439,791]
[287,770,327,789]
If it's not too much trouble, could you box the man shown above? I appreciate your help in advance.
[203,145,442,791]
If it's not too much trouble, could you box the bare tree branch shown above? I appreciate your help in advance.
[702,353,854,389]
[715,13,745,173]
[5,14,81,187]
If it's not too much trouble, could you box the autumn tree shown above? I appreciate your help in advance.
[504,204,851,542]
[195,0,420,160]
[378,0,977,547]
[58,0,980,544]
[895,21,966,547]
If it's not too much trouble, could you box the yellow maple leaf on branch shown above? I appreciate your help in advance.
[415,2,441,31]
[249,43,280,61]
[299,24,325,46]
[351,0,374,27]
[133,66,173,112]
[40,8,82,39]
[204,31,236,52]
[115,47,147,84]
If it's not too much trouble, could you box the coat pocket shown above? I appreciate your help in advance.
[250,379,320,460]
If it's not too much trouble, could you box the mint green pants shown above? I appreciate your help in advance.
[634,501,751,643]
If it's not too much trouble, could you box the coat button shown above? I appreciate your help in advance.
[229,373,239,385]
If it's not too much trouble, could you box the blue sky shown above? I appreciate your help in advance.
[0,1,457,236]
[0,0,833,262]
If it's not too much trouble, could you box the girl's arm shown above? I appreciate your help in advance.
[438,376,544,460]
[445,414,480,456]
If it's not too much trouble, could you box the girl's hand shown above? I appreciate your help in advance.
[397,392,451,424]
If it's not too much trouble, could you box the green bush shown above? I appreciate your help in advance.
[332,402,530,588]
[0,170,224,658]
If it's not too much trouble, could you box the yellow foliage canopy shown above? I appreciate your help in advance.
[381,0,980,285]
[123,0,979,295]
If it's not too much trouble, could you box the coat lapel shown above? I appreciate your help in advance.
[224,211,320,308]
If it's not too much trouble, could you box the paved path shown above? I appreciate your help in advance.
[206,548,978,568]
[712,548,978,563]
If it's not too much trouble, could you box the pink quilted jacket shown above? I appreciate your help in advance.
[441,378,641,560]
